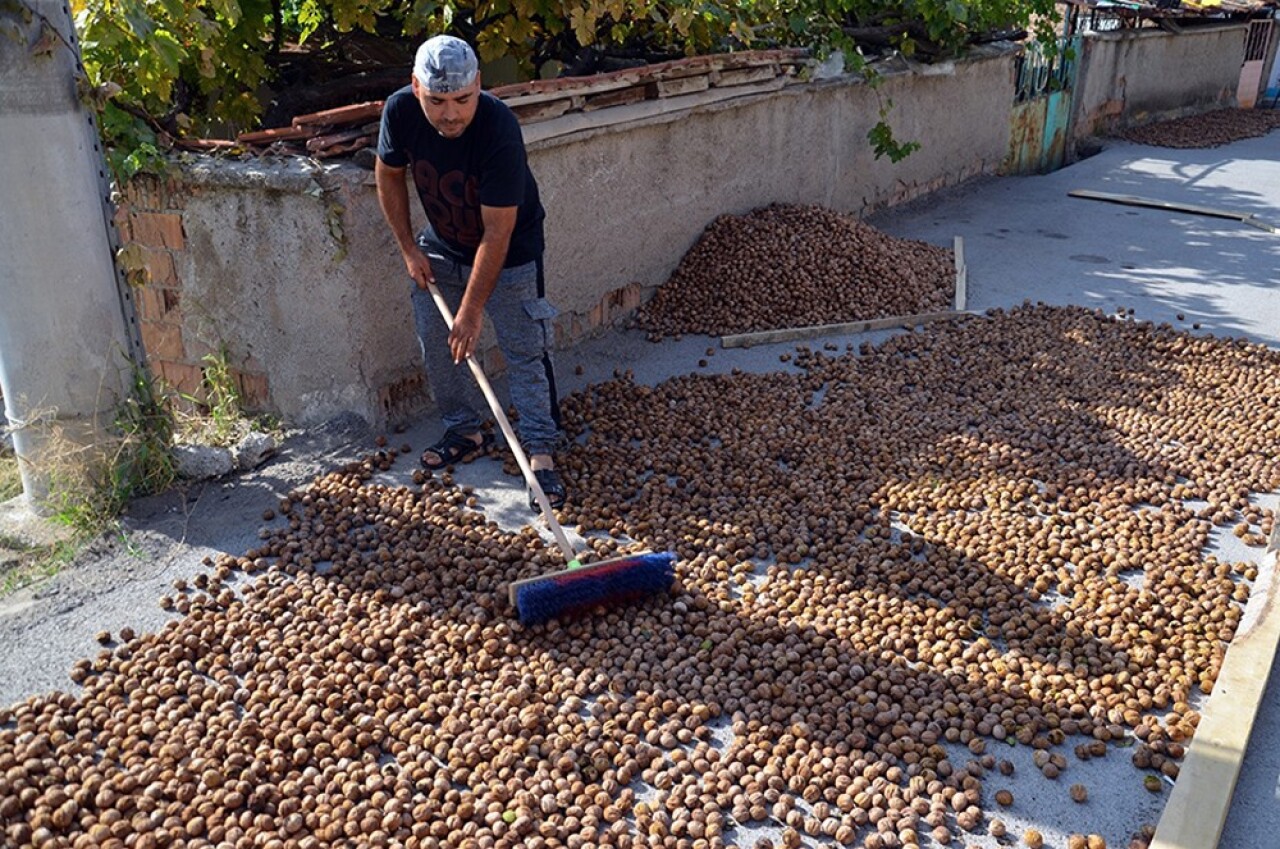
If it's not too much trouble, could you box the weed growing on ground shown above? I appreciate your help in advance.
[46,362,176,535]
[173,345,271,446]
[1,347,272,595]
[0,537,76,597]
[0,447,20,502]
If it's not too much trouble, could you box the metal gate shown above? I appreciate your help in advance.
[1238,19,1274,109]
[1004,35,1081,175]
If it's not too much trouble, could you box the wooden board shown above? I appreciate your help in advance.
[1242,216,1280,235]
[720,310,972,349]
[1150,543,1280,849]
[1069,189,1279,234]
[953,236,967,312]
[524,77,790,147]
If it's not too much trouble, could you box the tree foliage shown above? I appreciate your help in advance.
[70,0,1058,174]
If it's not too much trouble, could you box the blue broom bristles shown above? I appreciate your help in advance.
[513,551,676,625]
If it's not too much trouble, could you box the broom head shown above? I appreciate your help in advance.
[510,551,676,625]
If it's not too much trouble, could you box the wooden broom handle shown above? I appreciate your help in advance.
[424,280,579,563]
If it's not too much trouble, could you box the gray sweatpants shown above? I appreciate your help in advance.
[410,242,563,457]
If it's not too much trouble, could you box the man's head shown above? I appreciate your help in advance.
[412,35,481,139]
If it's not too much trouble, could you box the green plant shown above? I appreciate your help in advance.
[0,538,77,597]
[196,345,244,443]
[67,0,1060,174]
[72,0,273,135]
[173,345,269,447]
[867,100,921,163]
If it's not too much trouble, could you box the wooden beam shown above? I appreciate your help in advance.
[524,77,790,147]
[1150,544,1280,849]
[291,100,384,128]
[953,235,967,312]
[1068,189,1279,234]
[720,310,972,349]
[1242,216,1280,235]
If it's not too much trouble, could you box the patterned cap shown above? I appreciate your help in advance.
[413,36,479,93]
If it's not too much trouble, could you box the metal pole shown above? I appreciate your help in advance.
[0,1,141,510]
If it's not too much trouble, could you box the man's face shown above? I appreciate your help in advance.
[413,74,482,139]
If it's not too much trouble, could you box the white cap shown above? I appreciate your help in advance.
[413,35,479,93]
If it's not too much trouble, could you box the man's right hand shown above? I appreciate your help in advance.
[402,247,436,290]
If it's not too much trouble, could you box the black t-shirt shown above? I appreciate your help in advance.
[377,86,545,267]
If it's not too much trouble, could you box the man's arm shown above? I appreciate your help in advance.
[448,204,517,363]
[374,157,434,288]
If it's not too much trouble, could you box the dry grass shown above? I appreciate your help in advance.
[0,447,20,502]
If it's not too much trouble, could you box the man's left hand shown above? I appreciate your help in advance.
[449,305,483,363]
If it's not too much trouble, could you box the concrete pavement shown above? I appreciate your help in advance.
[866,132,1280,847]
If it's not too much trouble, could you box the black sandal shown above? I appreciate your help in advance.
[528,468,567,513]
[420,429,493,470]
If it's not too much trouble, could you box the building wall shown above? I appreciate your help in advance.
[1072,24,1247,143]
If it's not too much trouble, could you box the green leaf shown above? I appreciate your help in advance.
[296,0,324,41]
[206,0,244,26]
[119,1,155,39]
[569,7,597,45]
[150,30,187,77]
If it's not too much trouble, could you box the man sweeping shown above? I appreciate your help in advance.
[375,34,567,510]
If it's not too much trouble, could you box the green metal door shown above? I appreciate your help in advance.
[1004,36,1081,175]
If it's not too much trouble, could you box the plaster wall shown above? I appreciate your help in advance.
[128,50,1016,428]
[1072,25,1247,143]
[531,50,1015,319]
[127,163,423,428]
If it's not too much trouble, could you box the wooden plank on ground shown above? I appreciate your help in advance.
[720,310,972,349]
[1069,189,1279,234]
[953,236,967,312]
[1150,543,1280,849]
[1242,216,1280,235]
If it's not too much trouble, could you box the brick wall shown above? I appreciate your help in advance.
[119,176,272,412]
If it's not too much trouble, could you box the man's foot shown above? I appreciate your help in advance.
[420,429,492,470]
[528,468,567,513]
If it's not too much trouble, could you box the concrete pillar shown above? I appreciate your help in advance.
[0,1,137,509]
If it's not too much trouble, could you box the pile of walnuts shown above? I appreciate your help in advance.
[635,204,954,339]
[3,305,1278,849]
[1120,108,1280,149]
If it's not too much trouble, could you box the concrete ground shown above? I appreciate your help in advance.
[1,129,1277,847]
[866,132,1280,848]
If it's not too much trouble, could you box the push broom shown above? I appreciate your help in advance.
[423,276,675,625]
